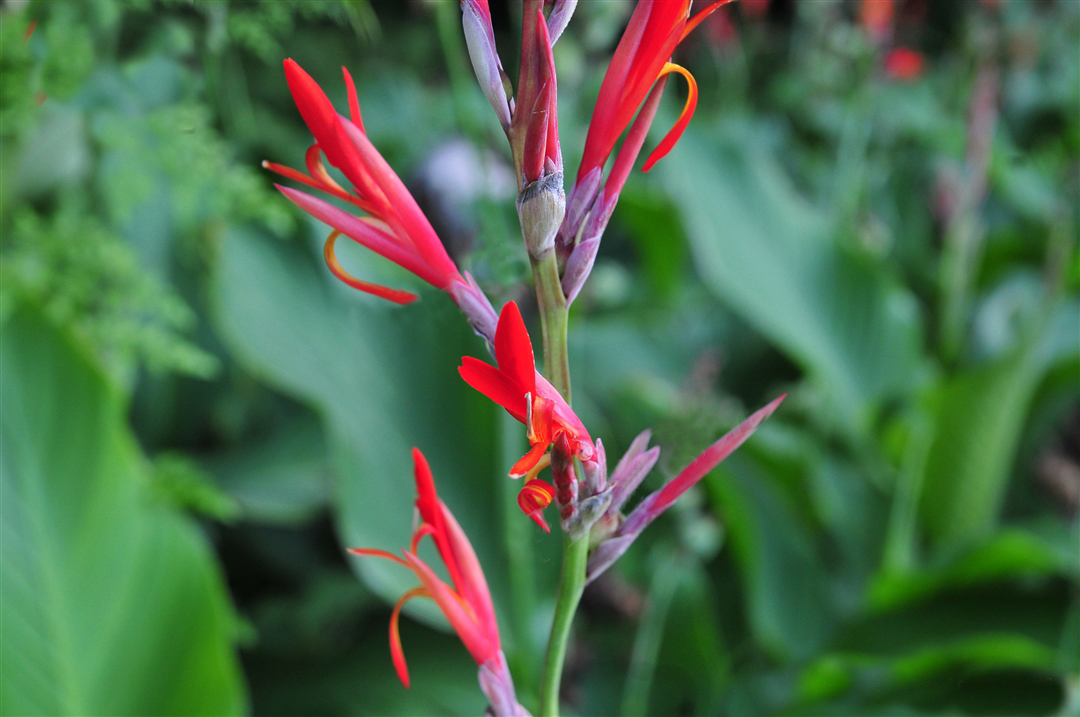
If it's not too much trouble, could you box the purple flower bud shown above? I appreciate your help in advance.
[606,442,660,517]
[561,236,600,305]
[479,651,531,716]
[462,0,513,129]
[545,0,578,45]
[581,437,607,495]
[585,395,785,585]
[449,272,498,348]
[557,166,602,253]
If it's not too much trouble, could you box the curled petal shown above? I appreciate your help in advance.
[642,63,698,173]
[390,586,430,687]
[518,479,556,533]
[323,231,418,304]
[511,442,550,479]
[347,547,410,567]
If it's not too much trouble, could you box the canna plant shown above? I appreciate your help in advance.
[265,1,783,714]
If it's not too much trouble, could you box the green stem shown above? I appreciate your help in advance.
[530,251,581,717]
[531,253,570,402]
[539,531,589,717]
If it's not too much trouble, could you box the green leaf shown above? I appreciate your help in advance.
[0,307,245,716]
[661,124,924,433]
[918,299,1080,545]
[707,455,834,661]
[199,413,330,526]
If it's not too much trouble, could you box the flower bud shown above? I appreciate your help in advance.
[462,0,513,129]
[516,171,565,260]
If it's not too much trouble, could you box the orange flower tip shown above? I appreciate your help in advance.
[528,510,552,533]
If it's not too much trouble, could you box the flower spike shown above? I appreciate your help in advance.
[349,449,526,716]
[265,59,498,343]
[556,0,734,296]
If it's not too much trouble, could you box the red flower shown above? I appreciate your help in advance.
[577,0,734,184]
[459,302,594,527]
[349,449,503,688]
[264,59,465,304]
[885,47,924,81]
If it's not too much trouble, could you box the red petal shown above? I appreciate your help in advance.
[389,586,429,688]
[322,231,418,304]
[410,449,466,597]
[494,302,536,395]
[653,394,785,511]
[518,479,555,532]
[459,357,528,424]
[642,62,697,172]
[510,442,550,478]
[342,66,365,133]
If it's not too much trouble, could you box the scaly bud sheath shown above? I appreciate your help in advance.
[518,171,565,260]
[586,394,785,585]
[349,450,527,716]
[461,0,514,128]
[513,8,566,260]
[552,434,578,524]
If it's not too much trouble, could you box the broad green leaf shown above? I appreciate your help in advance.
[918,299,1080,545]
[200,413,330,525]
[0,307,245,716]
[707,455,833,661]
[662,125,924,433]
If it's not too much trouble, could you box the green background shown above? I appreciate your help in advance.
[2,1,1078,715]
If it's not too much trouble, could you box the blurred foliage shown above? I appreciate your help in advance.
[2,1,1078,716]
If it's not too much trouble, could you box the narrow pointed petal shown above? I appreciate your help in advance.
[459,357,528,423]
[284,59,346,163]
[404,552,498,665]
[493,302,537,394]
[438,499,499,643]
[545,0,578,45]
[680,0,737,41]
[510,442,550,479]
[336,120,461,284]
[607,445,660,516]
[410,449,467,595]
[642,63,698,172]
[562,236,601,305]
[652,394,785,513]
[604,77,666,199]
[341,66,366,132]
[278,185,445,287]
[323,231,418,304]
[389,586,430,688]
[462,0,512,128]
[587,395,784,584]
[347,547,410,567]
